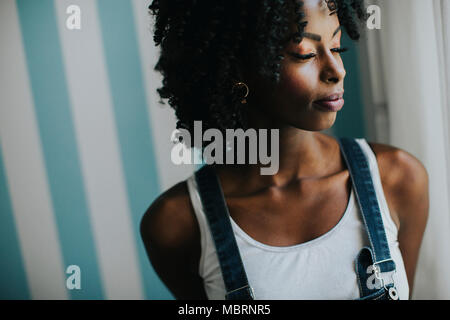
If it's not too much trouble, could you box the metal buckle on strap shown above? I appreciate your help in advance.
[373,259,397,292]
[372,258,395,266]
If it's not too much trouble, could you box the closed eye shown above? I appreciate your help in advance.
[289,52,316,60]
[331,47,348,54]
[289,47,348,60]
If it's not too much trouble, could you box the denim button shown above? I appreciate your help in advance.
[388,287,399,300]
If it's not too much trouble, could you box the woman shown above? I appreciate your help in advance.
[140,0,429,300]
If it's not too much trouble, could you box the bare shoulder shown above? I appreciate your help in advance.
[139,177,207,299]
[140,179,198,251]
[367,142,429,228]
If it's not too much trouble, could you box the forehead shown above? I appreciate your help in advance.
[302,0,337,12]
[300,0,340,33]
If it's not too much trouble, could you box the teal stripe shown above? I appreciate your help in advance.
[96,0,172,299]
[0,145,30,300]
[16,0,103,299]
[333,32,366,138]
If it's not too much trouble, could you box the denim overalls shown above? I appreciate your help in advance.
[194,138,400,300]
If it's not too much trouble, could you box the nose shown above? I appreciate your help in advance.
[320,52,346,84]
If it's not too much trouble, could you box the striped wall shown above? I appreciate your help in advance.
[0,0,365,300]
[0,0,195,300]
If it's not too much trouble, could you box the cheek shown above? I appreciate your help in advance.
[279,64,318,104]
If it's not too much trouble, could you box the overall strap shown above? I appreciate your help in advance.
[194,165,254,300]
[338,138,396,274]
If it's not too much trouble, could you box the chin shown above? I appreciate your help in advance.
[290,113,337,132]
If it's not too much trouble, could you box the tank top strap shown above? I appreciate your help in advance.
[194,165,254,300]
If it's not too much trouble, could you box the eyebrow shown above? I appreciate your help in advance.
[302,26,342,42]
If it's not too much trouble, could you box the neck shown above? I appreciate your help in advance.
[214,117,339,192]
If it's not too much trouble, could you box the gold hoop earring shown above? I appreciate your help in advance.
[232,82,249,104]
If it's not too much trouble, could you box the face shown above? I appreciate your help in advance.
[249,0,346,131]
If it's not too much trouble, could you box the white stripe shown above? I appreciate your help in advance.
[0,0,68,300]
[132,0,195,192]
[54,0,144,299]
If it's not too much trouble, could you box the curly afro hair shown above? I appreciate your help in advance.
[148,0,367,149]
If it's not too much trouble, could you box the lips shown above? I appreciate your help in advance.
[313,92,345,112]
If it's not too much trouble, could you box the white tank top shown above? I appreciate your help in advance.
[186,139,410,300]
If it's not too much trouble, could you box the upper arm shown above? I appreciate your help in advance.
[369,143,429,298]
[139,181,207,299]
[390,148,429,299]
